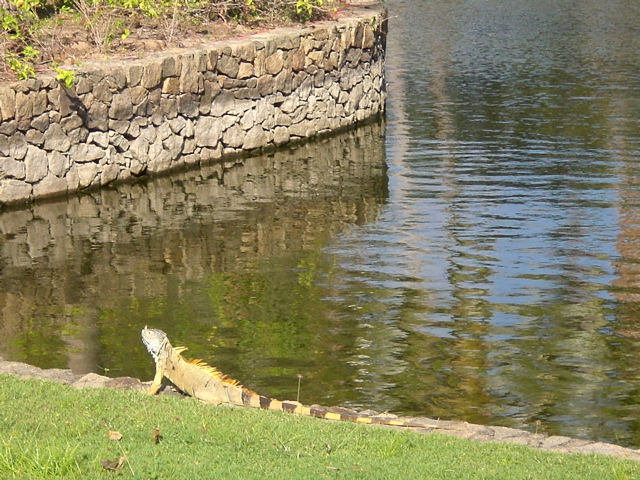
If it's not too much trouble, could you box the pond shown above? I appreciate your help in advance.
[2,0,640,448]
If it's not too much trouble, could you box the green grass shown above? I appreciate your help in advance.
[0,374,638,479]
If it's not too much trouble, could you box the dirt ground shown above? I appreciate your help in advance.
[0,5,325,85]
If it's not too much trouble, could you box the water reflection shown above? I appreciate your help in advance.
[348,0,640,446]
[0,121,388,396]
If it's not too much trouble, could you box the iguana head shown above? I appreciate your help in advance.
[142,326,169,362]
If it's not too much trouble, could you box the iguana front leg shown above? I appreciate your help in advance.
[148,354,166,395]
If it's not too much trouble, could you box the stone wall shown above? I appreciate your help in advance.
[0,7,387,207]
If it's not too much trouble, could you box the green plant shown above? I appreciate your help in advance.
[54,65,75,88]
[295,0,324,22]
[0,439,80,477]
[4,46,39,79]
[1,11,21,39]
[244,0,256,16]
[1,0,44,42]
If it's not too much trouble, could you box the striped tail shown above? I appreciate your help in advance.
[244,392,443,429]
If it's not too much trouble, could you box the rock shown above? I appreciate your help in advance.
[105,377,146,390]
[9,132,28,159]
[31,113,50,132]
[49,151,70,177]
[0,120,17,136]
[67,126,89,144]
[2,158,26,179]
[274,110,292,126]
[237,62,254,79]
[168,116,187,134]
[70,143,105,163]
[129,86,148,106]
[109,90,134,121]
[60,114,83,133]
[265,50,285,75]
[0,87,16,121]
[279,96,298,114]
[130,136,150,161]
[87,102,109,131]
[141,60,163,89]
[110,133,130,152]
[273,126,290,145]
[177,93,200,118]
[194,116,222,147]
[162,77,180,95]
[77,162,100,188]
[88,131,109,148]
[33,173,68,197]
[147,148,171,173]
[256,75,275,96]
[206,49,219,71]
[92,80,113,103]
[182,138,196,154]
[73,372,111,388]
[243,125,267,150]
[161,56,178,77]
[75,76,94,96]
[180,55,201,93]
[15,92,33,122]
[109,119,130,135]
[223,124,244,148]
[0,359,76,384]
[32,90,48,116]
[240,109,256,130]
[43,124,71,152]
[127,64,145,87]
[25,129,45,146]
[100,163,119,185]
[216,54,239,77]
[0,178,32,204]
[24,145,49,183]
[163,134,183,160]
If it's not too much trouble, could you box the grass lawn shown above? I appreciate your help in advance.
[0,374,638,479]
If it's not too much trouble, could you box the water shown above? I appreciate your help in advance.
[379,0,640,445]
[3,0,640,448]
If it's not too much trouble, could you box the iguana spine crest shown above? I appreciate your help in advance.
[142,327,442,429]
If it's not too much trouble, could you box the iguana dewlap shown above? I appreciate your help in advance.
[142,327,443,429]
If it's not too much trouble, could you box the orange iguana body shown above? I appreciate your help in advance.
[142,327,443,429]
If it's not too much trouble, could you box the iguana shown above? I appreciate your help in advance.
[142,327,444,429]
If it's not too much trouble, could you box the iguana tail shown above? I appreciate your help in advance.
[178,354,442,428]
[248,393,443,428]
[142,327,443,429]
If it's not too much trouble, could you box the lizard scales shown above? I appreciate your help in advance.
[142,327,441,429]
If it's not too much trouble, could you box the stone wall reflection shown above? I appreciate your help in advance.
[0,120,388,373]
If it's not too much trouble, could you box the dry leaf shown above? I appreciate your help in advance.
[108,430,123,440]
[153,428,161,444]
[101,456,125,471]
